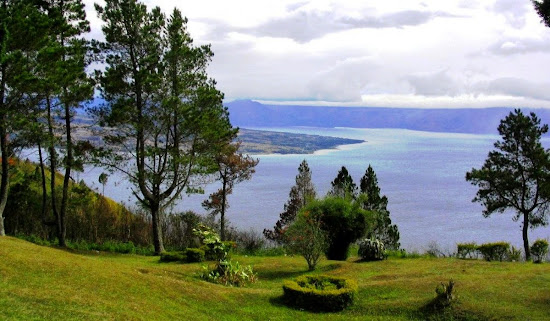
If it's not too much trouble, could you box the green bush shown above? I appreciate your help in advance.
[199,259,257,287]
[456,242,478,259]
[508,246,522,262]
[358,238,386,261]
[302,197,370,261]
[159,251,186,263]
[285,209,327,271]
[185,248,205,263]
[282,275,357,312]
[530,239,549,263]
[477,242,510,261]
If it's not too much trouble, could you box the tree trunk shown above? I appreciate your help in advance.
[220,178,227,241]
[0,124,9,237]
[150,202,165,254]
[523,212,530,261]
[57,100,73,248]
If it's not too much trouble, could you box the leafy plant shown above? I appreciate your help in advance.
[477,242,510,261]
[285,209,327,271]
[456,242,478,259]
[433,280,456,309]
[358,238,386,261]
[185,248,205,263]
[530,239,549,263]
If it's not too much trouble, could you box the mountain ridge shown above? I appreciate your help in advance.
[225,99,550,134]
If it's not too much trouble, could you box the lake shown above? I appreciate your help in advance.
[68,127,550,252]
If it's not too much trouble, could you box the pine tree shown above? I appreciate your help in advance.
[359,165,400,250]
[264,159,316,244]
[94,1,235,254]
[329,166,357,199]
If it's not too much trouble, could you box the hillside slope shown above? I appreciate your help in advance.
[1,237,549,320]
[226,100,550,134]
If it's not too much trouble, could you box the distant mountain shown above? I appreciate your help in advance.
[225,100,550,134]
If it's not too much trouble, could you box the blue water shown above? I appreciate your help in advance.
[64,127,550,252]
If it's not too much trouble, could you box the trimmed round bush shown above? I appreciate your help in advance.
[358,238,386,261]
[185,248,205,263]
[282,275,357,312]
[159,251,186,263]
[531,239,549,263]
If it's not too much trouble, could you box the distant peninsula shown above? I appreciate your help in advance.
[237,128,364,154]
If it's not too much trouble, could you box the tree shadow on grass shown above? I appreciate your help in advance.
[259,263,342,281]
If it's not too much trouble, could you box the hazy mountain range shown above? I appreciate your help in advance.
[226,100,550,134]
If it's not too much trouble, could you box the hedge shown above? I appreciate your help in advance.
[282,275,357,312]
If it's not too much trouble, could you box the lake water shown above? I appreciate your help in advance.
[66,127,550,252]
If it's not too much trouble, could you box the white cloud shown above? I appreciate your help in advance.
[84,0,550,108]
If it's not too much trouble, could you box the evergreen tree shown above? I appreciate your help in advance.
[264,159,316,244]
[359,165,400,250]
[466,109,550,260]
[0,0,49,236]
[329,166,357,199]
[36,0,93,247]
[94,1,235,254]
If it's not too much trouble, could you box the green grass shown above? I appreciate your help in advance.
[1,236,549,320]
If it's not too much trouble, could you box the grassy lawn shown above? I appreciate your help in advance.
[1,236,549,320]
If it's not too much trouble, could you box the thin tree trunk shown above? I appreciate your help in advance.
[220,178,227,241]
[58,100,72,247]
[523,212,530,261]
[0,124,8,237]
[151,202,165,254]
[38,142,49,224]
[46,97,61,243]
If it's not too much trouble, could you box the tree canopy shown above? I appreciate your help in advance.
[466,109,550,260]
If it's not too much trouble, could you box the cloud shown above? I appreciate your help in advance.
[488,36,550,55]
[493,0,530,29]
[406,70,463,96]
[241,9,456,43]
[479,77,550,101]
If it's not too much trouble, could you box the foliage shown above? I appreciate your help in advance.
[159,251,186,263]
[476,242,510,262]
[303,197,371,261]
[359,165,400,250]
[466,109,550,260]
[234,229,266,254]
[198,259,257,287]
[162,211,202,251]
[94,0,236,254]
[264,159,316,244]
[194,224,255,286]
[530,239,549,263]
[202,143,258,240]
[285,209,327,271]
[185,248,205,263]
[282,275,357,312]
[358,238,387,261]
[456,243,479,259]
[329,166,357,199]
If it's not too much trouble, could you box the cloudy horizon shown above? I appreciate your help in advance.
[87,0,550,108]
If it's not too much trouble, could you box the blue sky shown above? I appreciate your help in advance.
[87,0,550,108]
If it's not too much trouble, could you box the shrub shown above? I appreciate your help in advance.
[235,229,266,254]
[477,242,510,261]
[531,239,549,263]
[282,275,357,312]
[285,209,327,271]
[199,259,257,287]
[508,246,522,262]
[358,238,386,261]
[185,248,205,263]
[159,251,186,263]
[456,242,478,259]
[302,197,370,261]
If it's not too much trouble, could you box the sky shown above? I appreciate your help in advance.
[86,0,550,108]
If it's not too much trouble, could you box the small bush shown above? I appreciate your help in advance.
[235,229,265,254]
[531,239,549,263]
[159,251,186,263]
[434,280,456,308]
[199,259,257,287]
[185,248,205,263]
[282,275,357,312]
[358,238,386,261]
[477,242,510,261]
[456,242,478,259]
[507,246,522,262]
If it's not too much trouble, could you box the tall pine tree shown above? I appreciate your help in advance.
[359,165,400,249]
[329,166,357,199]
[94,1,235,254]
[264,159,316,244]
